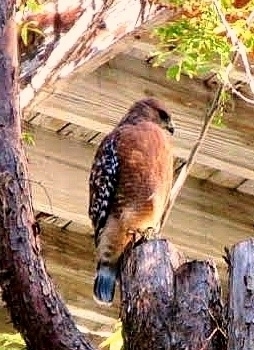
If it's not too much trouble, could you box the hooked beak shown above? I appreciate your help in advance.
[166,120,175,135]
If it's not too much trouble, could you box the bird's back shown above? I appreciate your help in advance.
[111,120,173,232]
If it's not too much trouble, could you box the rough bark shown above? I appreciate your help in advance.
[172,260,226,350]
[0,2,95,350]
[120,239,226,350]
[120,239,186,350]
[227,238,254,350]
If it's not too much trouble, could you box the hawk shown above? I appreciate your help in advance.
[89,98,174,305]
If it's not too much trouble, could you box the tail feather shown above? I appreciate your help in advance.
[93,264,117,305]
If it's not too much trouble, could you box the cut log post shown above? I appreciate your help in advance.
[172,260,226,350]
[120,239,186,350]
[120,239,226,350]
[227,238,254,350]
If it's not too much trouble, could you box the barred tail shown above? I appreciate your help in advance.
[93,263,118,305]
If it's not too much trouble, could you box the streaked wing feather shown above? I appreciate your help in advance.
[89,136,119,246]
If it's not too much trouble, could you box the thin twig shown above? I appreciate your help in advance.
[160,84,224,231]
[199,328,219,350]
[213,1,254,95]
[229,85,254,104]
[22,178,54,215]
[222,9,254,104]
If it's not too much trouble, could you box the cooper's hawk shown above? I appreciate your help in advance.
[89,98,174,305]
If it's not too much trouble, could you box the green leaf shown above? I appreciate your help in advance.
[221,0,233,8]
[25,0,43,13]
[0,333,25,350]
[167,63,182,81]
[20,20,44,46]
[21,132,35,146]
[99,321,123,350]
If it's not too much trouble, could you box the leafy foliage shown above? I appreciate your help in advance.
[153,0,254,81]
[21,132,35,146]
[19,0,43,14]
[99,321,123,350]
[0,333,25,350]
[17,0,44,46]
[20,20,44,46]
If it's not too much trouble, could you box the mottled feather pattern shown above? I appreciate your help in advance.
[89,136,119,246]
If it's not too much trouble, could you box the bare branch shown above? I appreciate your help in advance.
[230,85,254,104]
[160,84,224,231]
[213,1,254,95]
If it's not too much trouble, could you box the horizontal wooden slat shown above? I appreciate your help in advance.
[28,54,254,183]
[237,180,254,196]
[26,130,94,226]
[25,127,254,265]
[24,112,68,131]
[209,170,244,189]
[189,164,216,180]
[125,41,254,88]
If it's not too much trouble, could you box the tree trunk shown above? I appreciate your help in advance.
[227,238,254,350]
[0,2,95,349]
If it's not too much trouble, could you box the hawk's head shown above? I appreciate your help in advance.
[119,98,175,135]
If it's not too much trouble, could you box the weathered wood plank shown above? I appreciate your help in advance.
[24,112,68,131]
[24,113,248,190]
[56,1,179,79]
[112,51,254,139]
[29,56,254,182]
[237,179,254,196]
[209,170,244,189]
[25,127,254,265]
[125,41,254,87]
[26,129,93,225]
[189,163,216,180]
[57,124,100,143]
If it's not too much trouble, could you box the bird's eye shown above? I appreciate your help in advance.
[158,109,170,121]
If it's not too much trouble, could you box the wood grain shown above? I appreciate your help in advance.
[27,54,254,185]
[25,127,254,266]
